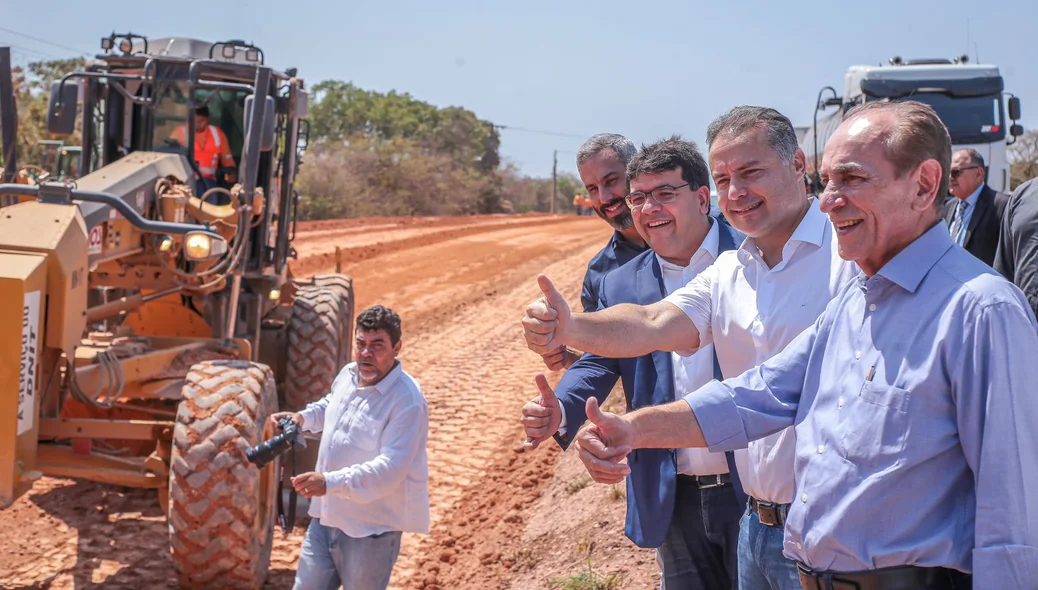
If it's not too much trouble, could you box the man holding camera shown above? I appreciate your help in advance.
[271,305,430,590]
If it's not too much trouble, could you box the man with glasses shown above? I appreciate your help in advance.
[521,137,744,589]
[943,148,1008,266]
[523,107,860,590]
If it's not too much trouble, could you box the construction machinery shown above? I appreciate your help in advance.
[0,34,354,589]
[799,55,1024,193]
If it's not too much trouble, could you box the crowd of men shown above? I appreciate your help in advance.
[273,100,1038,590]
[520,102,1038,590]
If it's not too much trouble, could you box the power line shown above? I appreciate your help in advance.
[0,26,92,57]
[493,124,586,140]
[6,42,64,62]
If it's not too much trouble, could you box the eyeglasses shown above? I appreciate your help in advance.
[950,166,980,180]
[625,183,690,210]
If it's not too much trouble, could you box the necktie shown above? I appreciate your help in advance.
[950,200,968,245]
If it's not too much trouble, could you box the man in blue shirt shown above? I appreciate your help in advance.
[541,101,1038,588]
[534,133,647,373]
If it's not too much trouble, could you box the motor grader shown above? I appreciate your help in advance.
[0,37,353,588]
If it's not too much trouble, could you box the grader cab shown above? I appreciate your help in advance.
[0,37,353,588]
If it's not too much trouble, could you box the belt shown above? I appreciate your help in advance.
[676,473,730,489]
[797,562,972,590]
[749,496,789,528]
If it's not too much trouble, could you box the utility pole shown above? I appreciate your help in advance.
[551,149,557,214]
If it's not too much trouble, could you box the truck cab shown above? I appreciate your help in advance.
[802,56,1023,192]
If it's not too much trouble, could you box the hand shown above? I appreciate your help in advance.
[575,397,634,484]
[522,275,572,355]
[269,411,303,429]
[291,472,327,498]
[540,346,577,371]
[520,374,563,451]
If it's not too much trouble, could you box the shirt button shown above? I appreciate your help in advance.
[817,445,825,454]
[838,397,844,408]
[801,493,808,503]
[854,350,862,360]
[869,303,877,312]
[797,542,803,551]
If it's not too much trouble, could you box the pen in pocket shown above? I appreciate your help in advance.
[865,365,876,382]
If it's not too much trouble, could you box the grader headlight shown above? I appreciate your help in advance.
[183,231,228,261]
[157,235,174,253]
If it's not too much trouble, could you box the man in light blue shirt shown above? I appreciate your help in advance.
[557,101,1038,588]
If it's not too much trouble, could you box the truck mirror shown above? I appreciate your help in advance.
[1008,96,1022,121]
[244,95,276,152]
[1011,124,1024,137]
[46,82,78,136]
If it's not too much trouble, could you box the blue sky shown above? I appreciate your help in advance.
[4,0,1035,178]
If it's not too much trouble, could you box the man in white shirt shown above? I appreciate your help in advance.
[522,107,859,590]
[271,305,429,590]
[520,137,746,588]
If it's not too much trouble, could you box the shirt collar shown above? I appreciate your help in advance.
[873,222,954,293]
[738,197,826,260]
[611,230,647,253]
[962,184,983,208]
[350,360,404,394]
[655,217,720,271]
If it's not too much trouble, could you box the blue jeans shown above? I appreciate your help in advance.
[658,480,743,589]
[737,507,801,590]
[293,518,402,590]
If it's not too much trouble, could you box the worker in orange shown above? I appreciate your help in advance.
[170,105,237,192]
[582,193,593,216]
[573,193,584,215]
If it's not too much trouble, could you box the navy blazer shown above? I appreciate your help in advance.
[553,219,744,548]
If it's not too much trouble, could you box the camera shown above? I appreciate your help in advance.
[246,416,304,468]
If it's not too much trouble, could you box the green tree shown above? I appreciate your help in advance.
[6,57,86,170]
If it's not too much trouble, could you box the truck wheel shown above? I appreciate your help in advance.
[284,283,352,409]
[169,360,278,589]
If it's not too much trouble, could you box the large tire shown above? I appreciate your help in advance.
[312,274,355,369]
[169,360,278,589]
[284,282,353,410]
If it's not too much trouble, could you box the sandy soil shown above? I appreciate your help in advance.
[0,213,657,589]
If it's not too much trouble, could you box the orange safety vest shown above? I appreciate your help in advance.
[582,195,593,208]
[171,125,235,179]
[573,194,583,207]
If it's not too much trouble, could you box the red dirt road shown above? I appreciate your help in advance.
[0,213,656,589]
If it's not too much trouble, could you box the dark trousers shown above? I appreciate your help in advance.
[658,477,743,590]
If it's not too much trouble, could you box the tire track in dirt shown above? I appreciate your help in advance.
[290,215,577,277]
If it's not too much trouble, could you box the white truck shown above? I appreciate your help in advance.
[800,55,1023,193]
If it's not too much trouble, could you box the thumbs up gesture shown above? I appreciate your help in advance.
[522,275,572,355]
[575,397,635,484]
[520,374,563,451]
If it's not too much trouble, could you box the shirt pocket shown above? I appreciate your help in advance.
[345,413,381,452]
[839,382,911,468]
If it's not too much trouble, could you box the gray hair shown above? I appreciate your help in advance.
[576,133,637,167]
[705,106,799,164]
[957,147,985,169]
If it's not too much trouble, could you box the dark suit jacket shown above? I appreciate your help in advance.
[995,179,1038,319]
[552,219,743,548]
[942,184,1010,266]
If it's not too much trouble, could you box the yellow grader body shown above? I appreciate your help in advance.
[0,38,354,589]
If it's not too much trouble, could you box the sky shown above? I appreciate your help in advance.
[3,0,1036,179]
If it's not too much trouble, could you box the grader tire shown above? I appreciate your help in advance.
[312,273,355,368]
[168,360,279,589]
[284,283,353,409]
